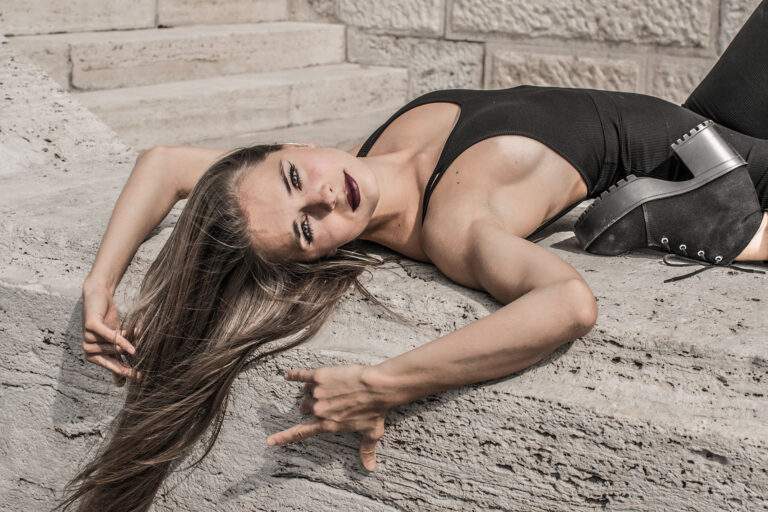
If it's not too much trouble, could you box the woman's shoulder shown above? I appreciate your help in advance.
[419,210,481,288]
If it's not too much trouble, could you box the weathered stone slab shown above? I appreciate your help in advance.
[73,63,407,150]
[0,0,155,36]
[650,58,714,104]
[10,23,346,91]
[718,0,762,52]
[489,48,641,91]
[347,28,483,98]
[450,0,716,48]
[338,0,444,36]
[158,0,288,26]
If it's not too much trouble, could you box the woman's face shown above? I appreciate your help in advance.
[238,145,378,261]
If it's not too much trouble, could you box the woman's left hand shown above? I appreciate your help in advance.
[266,364,393,471]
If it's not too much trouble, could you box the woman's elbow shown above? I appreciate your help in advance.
[562,278,598,336]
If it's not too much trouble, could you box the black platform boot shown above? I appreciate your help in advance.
[574,121,764,267]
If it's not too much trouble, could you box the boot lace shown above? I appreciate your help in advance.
[662,253,766,283]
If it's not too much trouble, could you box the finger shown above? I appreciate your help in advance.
[112,372,126,387]
[302,382,316,394]
[90,354,138,379]
[266,419,327,446]
[285,369,316,383]
[359,435,379,471]
[89,322,136,355]
[299,397,317,415]
[82,341,122,356]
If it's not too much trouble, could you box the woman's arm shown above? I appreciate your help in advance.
[82,145,229,383]
[367,219,597,405]
[267,219,597,470]
[85,145,230,293]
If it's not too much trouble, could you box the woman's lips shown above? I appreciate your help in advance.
[344,171,360,211]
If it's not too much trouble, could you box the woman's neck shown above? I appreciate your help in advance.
[353,148,422,251]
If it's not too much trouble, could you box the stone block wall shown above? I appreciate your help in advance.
[0,0,289,35]
[303,0,762,103]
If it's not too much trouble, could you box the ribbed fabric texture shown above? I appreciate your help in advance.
[590,91,768,211]
[356,86,607,223]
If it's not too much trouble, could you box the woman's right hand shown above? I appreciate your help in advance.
[81,278,137,386]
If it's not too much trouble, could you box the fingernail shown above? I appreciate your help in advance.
[266,438,275,446]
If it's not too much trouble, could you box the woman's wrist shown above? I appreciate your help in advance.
[361,363,414,409]
[83,272,117,296]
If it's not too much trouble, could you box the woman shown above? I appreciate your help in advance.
[66,3,768,510]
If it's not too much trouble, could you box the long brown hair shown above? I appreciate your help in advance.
[59,144,392,511]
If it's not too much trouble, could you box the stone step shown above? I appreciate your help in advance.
[8,22,346,91]
[72,63,409,151]
[158,0,288,28]
[0,0,287,36]
[189,108,397,152]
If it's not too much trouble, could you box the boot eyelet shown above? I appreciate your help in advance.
[714,255,723,263]
[661,237,669,244]
[679,244,687,251]
[697,250,705,258]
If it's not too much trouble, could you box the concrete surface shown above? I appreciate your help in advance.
[1,35,767,512]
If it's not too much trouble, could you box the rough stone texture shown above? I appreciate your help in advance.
[347,28,483,98]
[719,0,762,52]
[305,0,339,18]
[4,36,71,90]
[489,48,641,91]
[158,0,289,26]
[450,0,715,48]
[9,23,346,92]
[650,59,714,104]
[338,0,444,36]
[0,0,155,36]
[73,63,407,151]
[3,23,768,512]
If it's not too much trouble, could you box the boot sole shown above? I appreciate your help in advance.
[575,165,742,250]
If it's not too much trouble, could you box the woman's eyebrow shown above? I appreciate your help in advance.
[292,221,302,251]
[278,160,302,251]
[279,160,291,195]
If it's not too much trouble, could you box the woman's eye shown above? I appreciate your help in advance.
[290,163,301,190]
[301,216,313,244]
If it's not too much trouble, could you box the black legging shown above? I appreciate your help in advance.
[584,0,768,210]
[683,0,768,208]
[684,1,768,140]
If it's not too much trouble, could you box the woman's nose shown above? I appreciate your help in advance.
[308,183,335,212]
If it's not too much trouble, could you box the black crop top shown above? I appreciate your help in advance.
[355,86,607,224]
